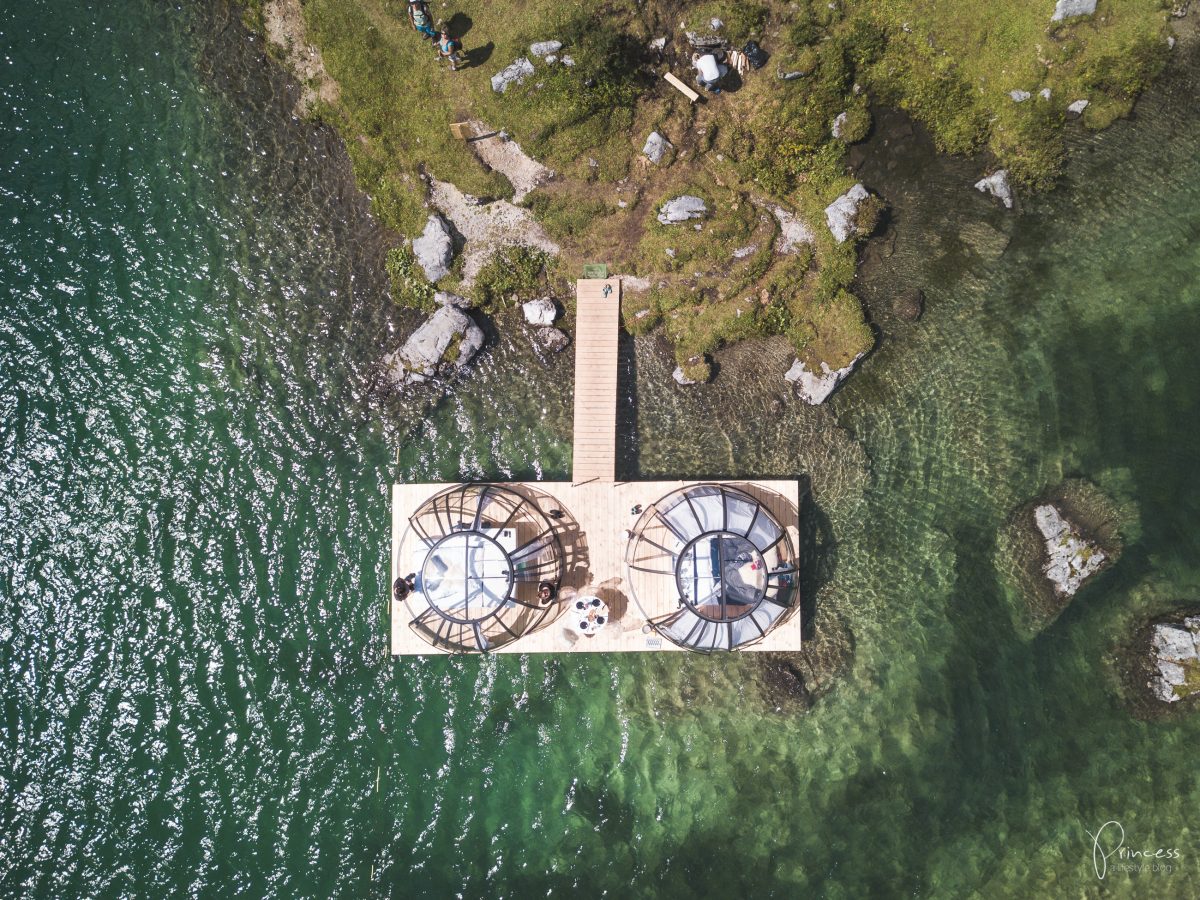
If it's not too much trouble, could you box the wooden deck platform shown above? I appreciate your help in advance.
[390,479,802,655]
[387,279,803,655]
[571,278,621,483]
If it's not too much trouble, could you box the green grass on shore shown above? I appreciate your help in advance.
[279,0,1170,373]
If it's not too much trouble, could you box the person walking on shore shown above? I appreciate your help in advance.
[407,0,436,40]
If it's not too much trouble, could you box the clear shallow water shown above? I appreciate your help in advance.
[1,2,1199,897]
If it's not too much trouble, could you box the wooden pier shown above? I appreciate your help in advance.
[571,278,621,483]
[388,279,803,655]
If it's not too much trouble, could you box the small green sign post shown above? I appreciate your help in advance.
[582,263,608,279]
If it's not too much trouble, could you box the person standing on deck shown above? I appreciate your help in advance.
[407,0,436,40]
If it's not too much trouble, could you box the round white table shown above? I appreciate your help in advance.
[570,595,609,638]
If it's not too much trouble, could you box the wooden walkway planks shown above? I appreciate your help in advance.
[571,278,621,483]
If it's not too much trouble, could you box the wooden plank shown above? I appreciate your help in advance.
[664,71,700,102]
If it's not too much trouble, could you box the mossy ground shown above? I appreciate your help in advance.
[283,0,1171,372]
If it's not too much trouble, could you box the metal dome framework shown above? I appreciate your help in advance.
[399,484,566,653]
[624,484,797,652]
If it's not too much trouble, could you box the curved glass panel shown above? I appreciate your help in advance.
[421,532,514,624]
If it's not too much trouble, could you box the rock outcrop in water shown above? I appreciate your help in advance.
[996,479,1129,635]
[1112,604,1200,719]
[824,183,870,243]
[521,297,558,326]
[1148,617,1200,703]
[385,306,484,385]
[785,354,866,404]
[974,170,1014,209]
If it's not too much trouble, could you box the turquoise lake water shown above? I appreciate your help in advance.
[2,1,1199,896]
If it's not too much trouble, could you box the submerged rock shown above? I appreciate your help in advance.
[522,297,558,326]
[530,325,570,354]
[785,353,866,404]
[1052,0,1097,21]
[412,213,454,282]
[491,58,534,93]
[642,131,673,165]
[893,287,925,322]
[824,183,870,244]
[658,195,707,225]
[386,306,484,385]
[974,170,1014,209]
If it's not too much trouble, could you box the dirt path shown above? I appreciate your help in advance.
[466,121,554,202]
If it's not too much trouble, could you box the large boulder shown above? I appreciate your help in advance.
[658,195,707,225]
[385,306,484,385]
[1149,618,1200,703]
[642,131,673,165]
[975,170,1014,210]
[411,214,454,282]
[823,184,870,244]
[491,58,535,93]
[1033,504,1107,597]
[522,297,558,326]
[1052,0,1097,21]
[785,353,865,404]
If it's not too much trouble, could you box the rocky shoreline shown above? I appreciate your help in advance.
[243,0,1188,402]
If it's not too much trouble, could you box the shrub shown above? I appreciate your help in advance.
[852,194,887,237]
[683,3,770,44]
[386,245,436,311]
[836,103,872,144]
[473,246,549,312]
